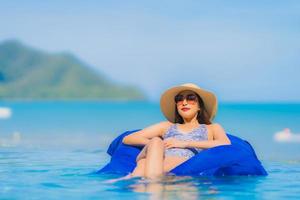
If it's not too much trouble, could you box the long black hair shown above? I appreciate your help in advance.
[174,92,212,125]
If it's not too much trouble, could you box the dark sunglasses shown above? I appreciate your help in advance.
[174,93,198,105]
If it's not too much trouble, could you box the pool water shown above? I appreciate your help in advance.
[1,147,299,199]
[0,101,300,199]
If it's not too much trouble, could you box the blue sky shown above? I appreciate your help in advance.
[0,0,299,102]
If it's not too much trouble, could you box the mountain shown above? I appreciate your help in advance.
[0,40,146,100]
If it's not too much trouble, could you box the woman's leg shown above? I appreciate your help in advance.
[131,158,146,177]
[144,137,165,179]
[103,158,146,183]
[104,137,164,183]
[163,156,189,173]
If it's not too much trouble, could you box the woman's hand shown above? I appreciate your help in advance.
[163,138,189,149]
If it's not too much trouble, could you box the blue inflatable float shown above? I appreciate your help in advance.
[97,129,267,176]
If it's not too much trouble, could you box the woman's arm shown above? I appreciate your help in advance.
[122,121,172,147]
[186,123,231,149]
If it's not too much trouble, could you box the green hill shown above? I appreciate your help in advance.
[0,40,147,100]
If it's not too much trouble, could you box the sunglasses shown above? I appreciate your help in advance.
[174,93,198,105]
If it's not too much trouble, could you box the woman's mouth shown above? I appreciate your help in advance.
[181,108,190,112]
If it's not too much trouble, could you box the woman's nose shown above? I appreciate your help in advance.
[182,99,188,105]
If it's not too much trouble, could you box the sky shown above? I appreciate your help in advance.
[0,0,299,102]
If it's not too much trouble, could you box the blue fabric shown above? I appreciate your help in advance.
[97,129,268,176]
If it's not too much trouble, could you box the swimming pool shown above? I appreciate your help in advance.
[0,101,300,199]
[1,146,299,199]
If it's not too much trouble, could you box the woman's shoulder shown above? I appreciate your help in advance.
[159,121,174,130]
[206,123,223,129]
[205,123,225,140]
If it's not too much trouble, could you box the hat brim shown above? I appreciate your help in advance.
[160,85,218,123]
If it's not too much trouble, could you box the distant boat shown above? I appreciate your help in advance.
[273,128,300,143]
[0,107,12,119]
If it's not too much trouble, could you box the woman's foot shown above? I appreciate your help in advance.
[103,173,133,183]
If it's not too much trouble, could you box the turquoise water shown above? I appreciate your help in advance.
[1,101,300,199]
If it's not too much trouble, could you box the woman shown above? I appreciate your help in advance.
[108,83,231,182]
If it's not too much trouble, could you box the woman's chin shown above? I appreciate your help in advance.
[179,113,195,119]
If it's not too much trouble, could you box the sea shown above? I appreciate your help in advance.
[0,101,300,199]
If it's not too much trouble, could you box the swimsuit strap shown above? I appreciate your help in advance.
[186,147,199,155]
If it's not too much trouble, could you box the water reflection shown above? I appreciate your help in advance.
[106,175,265,200]
[129,175,199,200]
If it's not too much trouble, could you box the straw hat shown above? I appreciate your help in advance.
[160,83,218,123]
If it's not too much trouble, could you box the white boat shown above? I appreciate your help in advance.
[0,107,12,119]
[273,128,300,143]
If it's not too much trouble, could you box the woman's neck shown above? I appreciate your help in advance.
[182,116,199,126]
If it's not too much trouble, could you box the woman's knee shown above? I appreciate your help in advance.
[149,137,163,146]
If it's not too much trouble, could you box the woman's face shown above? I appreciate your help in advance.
[175,90,200,120]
